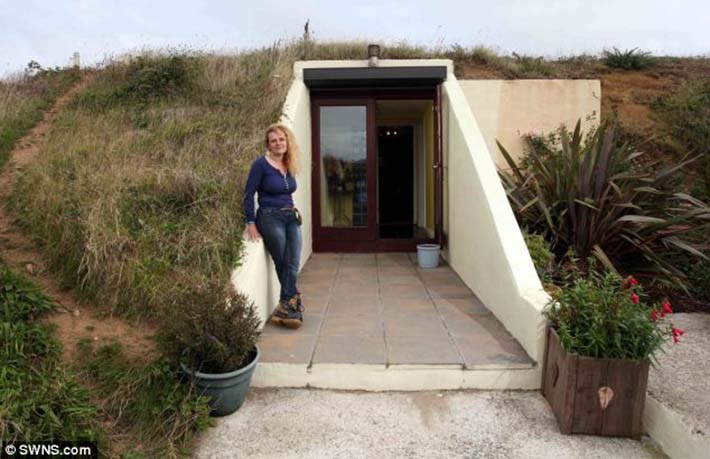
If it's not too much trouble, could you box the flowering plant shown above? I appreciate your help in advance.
[544,270,684,363]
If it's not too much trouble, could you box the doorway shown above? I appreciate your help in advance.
[311,89,441,252]
[378,125,413,239]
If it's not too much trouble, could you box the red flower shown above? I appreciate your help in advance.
[670,323,685,343]
[662,301,673,316]
[630,293,639,304]
[623,276,639,289]
[651,309,658,322]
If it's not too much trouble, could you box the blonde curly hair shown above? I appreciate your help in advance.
[265,123,300,175]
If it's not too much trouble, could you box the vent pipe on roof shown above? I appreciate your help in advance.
[368,44,380,67]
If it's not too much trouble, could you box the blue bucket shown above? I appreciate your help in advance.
[417,244,441,269]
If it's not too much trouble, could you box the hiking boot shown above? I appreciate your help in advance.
[287,296,304,315]
[293,293,305,313]
[270,301,302,329]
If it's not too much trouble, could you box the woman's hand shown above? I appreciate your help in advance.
[246,224,261,242]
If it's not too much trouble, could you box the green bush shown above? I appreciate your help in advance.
[498,120,710,290]
[602,47,654,70]
[544,270,679,362]
[158,280,261,374]
[523,231,555,279]
[122,55,193,102]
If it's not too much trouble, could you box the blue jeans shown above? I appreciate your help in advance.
[256,207,302,303]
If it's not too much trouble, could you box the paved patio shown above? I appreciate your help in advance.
[258,253,532,368]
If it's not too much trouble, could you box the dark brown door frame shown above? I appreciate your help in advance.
[434,85,445,247]
[311,88,442,252]
[311,98,377,245]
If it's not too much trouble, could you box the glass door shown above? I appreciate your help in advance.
[312,99,376,246]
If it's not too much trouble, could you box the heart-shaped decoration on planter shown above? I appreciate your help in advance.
[598,386,615,410]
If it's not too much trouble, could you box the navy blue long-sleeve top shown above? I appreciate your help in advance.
[243,155,297,223]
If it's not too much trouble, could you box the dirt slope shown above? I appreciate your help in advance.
[0,72,157,364]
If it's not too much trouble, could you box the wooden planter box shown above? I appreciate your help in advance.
[541,328,649,439]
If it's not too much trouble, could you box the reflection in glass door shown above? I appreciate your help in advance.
[313,99,376,247]
[319,106,367,228]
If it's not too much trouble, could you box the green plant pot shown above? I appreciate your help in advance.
[181,345,260,417]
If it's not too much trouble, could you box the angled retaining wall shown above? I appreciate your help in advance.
[442,71,549,366]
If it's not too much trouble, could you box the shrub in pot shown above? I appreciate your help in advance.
[159,280,261,416]
[542,269,684,438]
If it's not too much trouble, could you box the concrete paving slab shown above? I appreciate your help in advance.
[195,388,666,458]
[300,297,328,314]
[320,314,382,337]
[380,297,435,312]
[388,334,462,365]
[383,314,449,337]
[313,334,387,364]
[258,334,317,364]
[434,297,491,316]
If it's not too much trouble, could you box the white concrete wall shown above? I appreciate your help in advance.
[230,77,313,327]
[460,79,600,167]
[442,72,549,365]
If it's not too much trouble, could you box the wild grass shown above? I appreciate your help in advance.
[0,263,208,457]
[653,78,710,202]
[0,67,80,168]
[0,265,103,445]
[75,341,211,458]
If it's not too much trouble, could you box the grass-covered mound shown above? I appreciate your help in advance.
[10,48,298,319]
[0,66,80,168]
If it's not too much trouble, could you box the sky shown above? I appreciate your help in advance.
[2,0,709,77]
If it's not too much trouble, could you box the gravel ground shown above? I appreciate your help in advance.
[195,388,666,459]
[647,313,710,434]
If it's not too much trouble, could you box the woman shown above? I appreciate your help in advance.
[244,124,304,329]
